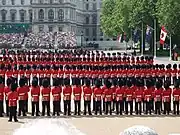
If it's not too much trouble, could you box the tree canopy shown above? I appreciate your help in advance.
[100,0,180,44]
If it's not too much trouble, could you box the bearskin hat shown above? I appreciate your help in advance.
[118,79,124,87]
[11,82,18,92]
[95,79,101,88]
[85,79,90,87]
[53,78,59,87]
[126,80,132,87]
[32,78,38,87]
[19,78,25,87]
[32,64,37,70]
[174,80,180,88]
[42,79,49,88]
[64,78,70,86]
[173,64,177,69]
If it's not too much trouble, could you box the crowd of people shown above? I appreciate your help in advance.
[0,49,180,122]
[0,34,24,48]
[0,32,77,49]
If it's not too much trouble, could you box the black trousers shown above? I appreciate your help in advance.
[84,101,91,115]
[103,99,105,111]
[105,101,112,115]
[32,101,39,116]
[173,101,179,115]
[145,101,152,114]
[6,100,9,116]
[135,101,142,115]
[64,100,71,115]
[95,101,102,115]
[116,100,124,115]
[0,101,3,116]
[53,101,60,116]
[173,76,177,85]
[112,100,116,111]
[125,101,133,115]
[42,101,50,116]
[155,101,161,115]
[163,102,170,115]
[18,100,26,116]
[74,100,81,115]
[25,99,28,112]
[9,106,17,121]
[93,98,95,111]
[151,99,154,111]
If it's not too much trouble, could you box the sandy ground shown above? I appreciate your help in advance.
[1,115,180,135]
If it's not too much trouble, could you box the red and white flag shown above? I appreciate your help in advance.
[160,26,167,45]
[117,34,122,43]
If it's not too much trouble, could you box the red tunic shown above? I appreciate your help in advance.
[31,86,40,102]
[25,70,31,78]
[7,91,18,106]
[154,88,163,101]
[19,70,25,77]
[125,87,134,101]
[45,70,51,78]
[0,84,4,101]
[17,87,26,100]
[41,87,51,101]
[116,86,125,101]
[103,88,113,102]
[63,86,72,100]
[94,87,103,101]
[0,70,5,77]
[162,88,171,102]
[172,88,180,101]
[134,88,144,102]
[13,70,18,78]
[52,86,62,101]
[39,70,45,78]
[4,86,11,100]
[6,70,13,78]
[73,86,82,101]
[83,86,92,101]
[144,88,153,101]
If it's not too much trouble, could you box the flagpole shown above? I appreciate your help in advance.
[154,19,156,58]
[141,22,144,56]
[169,34,172,60]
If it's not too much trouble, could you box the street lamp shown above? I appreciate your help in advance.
[81,31,83,47]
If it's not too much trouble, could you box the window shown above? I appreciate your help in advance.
[59,0,63,3]
[30,0,32,4]
[49,26,53,32]
[49,0,53,4]
[39,9,44,21]
[39,0,43,4]
[11,13,15,22]
[92,14,97,24]
[11,0,15,5]
[21,0,24,5]
[20,12,25,22]
[85,28,89,36]
[92,3,97,10]
[39,26,44,32]
[58,9,64,21]
[100,29,103,36]
[48,9,54,21]
[86,3,89,10]
[59,27,63,32]
[2,0,6,5]
[29,10,32,22]
[85,16,89,24]
[1,10,7,22]
[92,28,97,36]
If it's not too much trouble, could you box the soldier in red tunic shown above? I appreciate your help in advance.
[103,80,113,115]
[83,79,92,115]
[7,83,18,122]
[144,79,153,115]
[94,79,103,115]
[4,78,12,116]
[63,78,72,116]
[39,65,45,86]
[173,81,180,115]
[0,77,4,117]
[17,78,26,116]
[41,79,51,116]
[73,78,82,115]
[31,78,40,116]
[162,81,171,115]
[154,81,163,115]
[52,78,61,116]
[116,79,125,115]
[125,80,133,115]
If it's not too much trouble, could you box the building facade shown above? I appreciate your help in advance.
[0,0,104,41]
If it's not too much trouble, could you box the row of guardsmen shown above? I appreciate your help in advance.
[1,76,180,118]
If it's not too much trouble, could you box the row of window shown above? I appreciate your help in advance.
[38,25,63,32]
[39,0,64,4]
[85,14,97,24]
[85,3,97,10]
[2,0,25,5]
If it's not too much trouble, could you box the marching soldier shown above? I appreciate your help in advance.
[94,79,103,115]
[104,80,113,115]
[83,79,92,115]
[52,78,62,116]
[41,79,51,116]
[116,79,125,115]
[162,81,171,115]
[125,80,133,115]
[7,83,18,122]
[144,79,153,115]
[38,65,45,86]
[134,80,143,115]
[4,78,12,116]
[31,78,40,116]
[63,78,72,116]
[17,78,26,116]
[172,81,180,115]
[154,81,163,115]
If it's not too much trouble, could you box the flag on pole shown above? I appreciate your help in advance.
[117,34,122,43]
[160,26,167,45]
[145,25,152,44]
